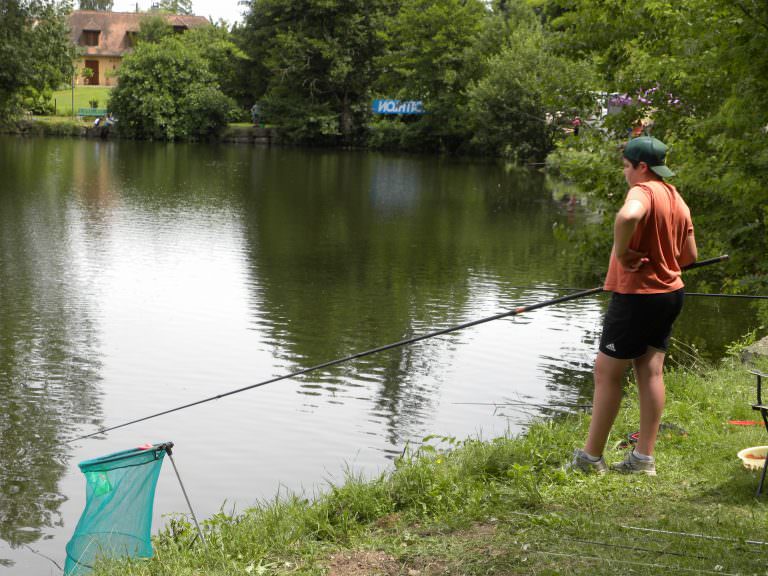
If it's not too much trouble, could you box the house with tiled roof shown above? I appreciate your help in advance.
[68,10,209,86]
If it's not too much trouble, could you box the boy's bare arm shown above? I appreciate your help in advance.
[678,232,698,268]
[613,199,648,271]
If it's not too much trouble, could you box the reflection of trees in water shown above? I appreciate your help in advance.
[537,356,595,404]
[237,149,567,447]
[0,138,103,549]
[357,340,456,449]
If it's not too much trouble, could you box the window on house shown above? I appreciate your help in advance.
[82,30,100,46]
[125,31,138,47]
[172,25,187,33]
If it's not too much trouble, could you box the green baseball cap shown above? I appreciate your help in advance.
[623,136,675,178]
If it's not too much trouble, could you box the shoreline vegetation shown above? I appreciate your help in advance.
[91,351,768,576]
[0,117,277,145]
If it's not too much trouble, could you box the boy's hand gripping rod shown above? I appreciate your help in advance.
[65,254,729,444]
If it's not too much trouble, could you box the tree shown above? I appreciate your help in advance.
[468,23,595,161]
[137,14,173,43]
[0,0,75,121]
[181,24,249,107]
[373,0,494,152]
[239,0,389,144]
[157,0,192,15]
[109,35,235,140]
[78,0,114,10]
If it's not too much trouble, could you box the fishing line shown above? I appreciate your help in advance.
[451,401,591,409]
[685,292,768,299]
[506,502,766,555]
[527,549,739,576]
[621,525,768,547]
[64,255,728,444]
[560,535,710,560]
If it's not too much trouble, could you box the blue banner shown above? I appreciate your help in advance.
[372,99,425,115]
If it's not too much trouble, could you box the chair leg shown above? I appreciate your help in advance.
[757,452,768,497]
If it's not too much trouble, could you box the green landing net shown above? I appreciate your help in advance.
[64,442,170,575]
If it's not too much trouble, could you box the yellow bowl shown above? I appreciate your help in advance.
[737,446,768,470]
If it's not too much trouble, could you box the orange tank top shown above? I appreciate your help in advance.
[603,180,694,294]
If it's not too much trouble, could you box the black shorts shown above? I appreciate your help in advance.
[599,289,684,359]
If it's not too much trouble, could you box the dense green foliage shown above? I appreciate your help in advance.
[233,0,598,157]
[467,21,593,159]
[78,0,112,10]
[180,24,249,108]
[237,0,390,144]
[371,0,490,153]
[542,0,768,290]
[0,0,75,120]
[157,0,192,15]
[109,33,236,140]
[137,14,175,44]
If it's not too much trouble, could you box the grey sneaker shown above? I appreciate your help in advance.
[610,450,657,476]
[567,449,607,474]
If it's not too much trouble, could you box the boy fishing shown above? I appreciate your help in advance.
[570,136,698,475]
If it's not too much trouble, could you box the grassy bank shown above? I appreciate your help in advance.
[91,352,768,576]
[8,116,93,137]
[1,118,275,142]
[50,86,113,116]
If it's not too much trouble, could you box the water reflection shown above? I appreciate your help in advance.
[0,139,103,554]
[237,150,573,446]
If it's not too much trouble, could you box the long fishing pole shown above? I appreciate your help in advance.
[65,254,729,444]
[504,289,768,300]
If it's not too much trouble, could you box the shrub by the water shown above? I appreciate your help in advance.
[109,36,235,141]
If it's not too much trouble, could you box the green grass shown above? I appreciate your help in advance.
[7,116,91,137]
[50,86,113,116]
[92,354,768,575]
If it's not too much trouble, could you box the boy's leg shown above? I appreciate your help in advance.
[632,348,666,456]
[584,351,631,457]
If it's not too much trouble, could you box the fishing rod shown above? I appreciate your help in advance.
[504,289,768,300]
[65,255,729,444]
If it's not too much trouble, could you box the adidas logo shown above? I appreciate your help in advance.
[605,343,616,351]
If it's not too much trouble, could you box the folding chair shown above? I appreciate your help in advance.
[749,370,768,496]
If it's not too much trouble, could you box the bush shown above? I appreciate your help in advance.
[22,88,56,115]
[366,116,409,150]
[178,86,235,139]
[109,36,235,140]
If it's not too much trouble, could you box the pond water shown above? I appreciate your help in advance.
[0,136,757,574]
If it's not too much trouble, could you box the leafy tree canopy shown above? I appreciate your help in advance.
[137,14,173,43]
[239,0,390,144]
[181,24,249,106]
[109,34,235,140]
[157,0,192,15]
[468,21,595,161]
[78,0,113,11]
[0,0,75,121]
[373,0,492,152]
